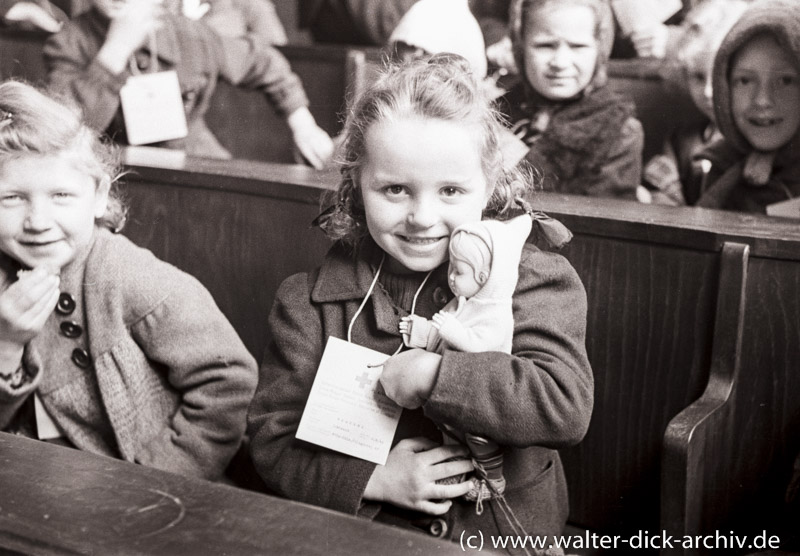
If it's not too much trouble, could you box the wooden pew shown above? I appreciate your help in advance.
[0,30,374,163]
[119,151,800,554]
[0,431,470,555]
[607,58,705,164]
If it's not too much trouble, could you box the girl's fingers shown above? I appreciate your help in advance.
[416,499,453,516]
[420,443,470,464]
[27,284,60,326]
[403,436,439,453]
[433,479,474,501]
[432,457,474,482]
[7,272,58,310]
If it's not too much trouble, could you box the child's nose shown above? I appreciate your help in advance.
[406,199,436,228]
[23,202,53,231]
[549,43,570,69]
[753,81,775,108]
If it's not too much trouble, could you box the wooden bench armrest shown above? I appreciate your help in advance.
[660,242,749,555]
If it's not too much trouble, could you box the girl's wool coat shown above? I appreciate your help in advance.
[0,228,257,480]
[248,237,593,544]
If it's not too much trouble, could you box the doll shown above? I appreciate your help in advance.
[399,213,533,502]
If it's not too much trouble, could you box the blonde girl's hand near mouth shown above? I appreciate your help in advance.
[0,267,60,376]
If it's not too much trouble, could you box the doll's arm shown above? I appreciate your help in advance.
[424,248,594,448]
[431,311,474,352]
[400,314,437,349]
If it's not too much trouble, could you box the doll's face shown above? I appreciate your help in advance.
[523,4,599,101]
[0,153,109,271]
[730,34,800,151]
[448,258,486,298]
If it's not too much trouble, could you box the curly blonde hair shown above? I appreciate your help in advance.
[319,53,532,247]
[0,80,127,232]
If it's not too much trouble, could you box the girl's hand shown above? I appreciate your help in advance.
[364,437,474,514]
[3,2,63,32]
[287,107,335,170]
[0,268,59,352]
[380,348,441,409]
[97,0,166,74]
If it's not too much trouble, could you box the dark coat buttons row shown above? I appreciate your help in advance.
[56,293,75,315]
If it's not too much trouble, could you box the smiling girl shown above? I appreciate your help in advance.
[0,81,257,479]
[695,0,800,213]
[247,55,593,551]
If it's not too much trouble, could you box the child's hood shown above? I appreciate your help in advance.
[713,0,800,156]
[452,214,533,301]
[509,0,615,100]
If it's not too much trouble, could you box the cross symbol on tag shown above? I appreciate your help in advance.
[355,371,374,390]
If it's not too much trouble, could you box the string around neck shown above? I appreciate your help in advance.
[347,253,434,356]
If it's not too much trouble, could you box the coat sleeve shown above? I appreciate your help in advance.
[209,26,308,117]
[43,21,128,134]
[128,271,258,480]
[424,247,594,449]
[247,272,381,516]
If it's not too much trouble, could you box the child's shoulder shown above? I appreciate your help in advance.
[518,243,585,293]
[86,229,211,323]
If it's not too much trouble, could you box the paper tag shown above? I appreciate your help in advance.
[611,0,682,35]
[296,336,402,465]
[766,196,800,219]
[34,393,63,440]
[119,71,188,146]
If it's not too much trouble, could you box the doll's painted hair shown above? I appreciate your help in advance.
[449,229,491,285]
[0,80,127,232]
[509,0,615,94]
[319,53,531,246]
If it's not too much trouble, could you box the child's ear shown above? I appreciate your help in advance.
[93,174,111,219]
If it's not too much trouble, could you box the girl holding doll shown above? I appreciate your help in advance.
[247,55,593,550]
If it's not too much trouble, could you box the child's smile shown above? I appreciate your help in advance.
[359,116,491,274]
[0,154,109,272]
[730,34,800,152]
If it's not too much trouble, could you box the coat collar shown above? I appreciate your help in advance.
[311,238,386,303]
[311,238,451,339]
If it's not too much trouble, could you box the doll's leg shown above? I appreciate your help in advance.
[464,434,506,500]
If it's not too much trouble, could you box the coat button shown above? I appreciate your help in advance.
[60,321,83,338]
[56,293,76,315]
[428,518,448,538]
[71,348,91,369]
[432,287,450,308]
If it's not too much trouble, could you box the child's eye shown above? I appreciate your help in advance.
[384,185,406,196]
[0,193,23,205]
[52,192,73,200]
[778,74,798,86]
[732,75,752,87]
[440,187,461,197]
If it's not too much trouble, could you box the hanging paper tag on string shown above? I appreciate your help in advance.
[120,70,188,146]
[297,336,402,465]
